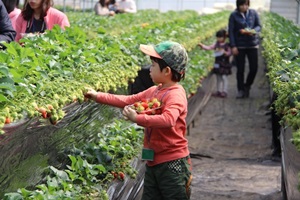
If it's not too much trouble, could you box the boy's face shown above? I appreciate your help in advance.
[150,60,164,84]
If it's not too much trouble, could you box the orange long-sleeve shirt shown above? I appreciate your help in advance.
[95,84,190,166]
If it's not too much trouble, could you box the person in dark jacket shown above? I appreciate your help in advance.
[0,0,16,46]
[228,0,261,98]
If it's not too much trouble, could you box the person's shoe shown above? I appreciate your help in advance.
[244,86,250,98]
[236,90,244,99]
[220,92,227,98]
[212,91,221,97]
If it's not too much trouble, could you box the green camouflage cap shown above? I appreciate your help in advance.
[154,41,188,74]
[140,41,188,74]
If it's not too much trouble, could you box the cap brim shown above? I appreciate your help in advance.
[139,44,162,59]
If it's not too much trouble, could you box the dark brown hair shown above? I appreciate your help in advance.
[22,0,54,20]
[2,0,19,13]
[216,29,227,38]
[99,0,110,7]
[236,0,250,9]
[150,56,184,82]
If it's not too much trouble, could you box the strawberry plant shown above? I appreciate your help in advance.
[261,12,300,133]
[0,10,230,133]
[3,120,143,199]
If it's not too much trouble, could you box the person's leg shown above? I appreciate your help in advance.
[212,74,221,97]
[217,74,222,93]
[142,165,163,200]
[244,48,258,97]
[154,157,192,200]
[222,74,228,95]
[235,49,246,98]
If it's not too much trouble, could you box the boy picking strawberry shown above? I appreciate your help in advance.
[85,41,192,200]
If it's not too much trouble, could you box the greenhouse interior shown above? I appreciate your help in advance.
[0,0,300,199]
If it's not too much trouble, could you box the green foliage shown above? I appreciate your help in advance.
[261,12,300,134]
[0,10,229,131]
[4,120,143,199]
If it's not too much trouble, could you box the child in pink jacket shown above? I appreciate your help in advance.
[15,0,70,42]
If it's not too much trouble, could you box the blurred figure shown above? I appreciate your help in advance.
[15,0,70,42]
[94,0,115,16]
[198,29,232,98]
[116,0,137,13]
[108,0,118,12]
[0,0,16,45]
[228,0,261,98]
[2,0,21,30]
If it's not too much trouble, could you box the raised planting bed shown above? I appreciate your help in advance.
[280,127,300,200]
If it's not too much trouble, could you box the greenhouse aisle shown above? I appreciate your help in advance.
[186,48,282,200]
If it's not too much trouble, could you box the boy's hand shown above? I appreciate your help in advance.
[84,88,98,101]
[123,105,137,122]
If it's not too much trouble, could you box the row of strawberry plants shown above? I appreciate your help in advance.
[0,10,230,133]
[260,12,300,148]
[115,11,230,94]
[3,119,144,199]
[66,9,200,37]
[1,10,229,198]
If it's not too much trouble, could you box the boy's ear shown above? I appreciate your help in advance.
[164,66,172,76]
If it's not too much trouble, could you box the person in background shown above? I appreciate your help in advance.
[228,0,261,98]
[198,29,232,98]
[84,41,192,200]
[108,0,118,12]
[0,0,16,45]
[2,0,21,30]
[15,0,70,42]
[94,0,115,16]
[115,0,137,13]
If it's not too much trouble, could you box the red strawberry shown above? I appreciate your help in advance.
[5,117,11,124]
[141,99,148,103]
[119,172,125,180]
[42,112,48,119]
[152,101,161,108]
[38,107,48,118]
[134,102,141,108]
[141,102,149,109]
[145,108,152,115]
[111,171,118,179]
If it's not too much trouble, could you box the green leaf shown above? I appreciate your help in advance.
[50,166,70,181]
[0,82,16,91]
[0,66,9,76]
[0,94,8,102]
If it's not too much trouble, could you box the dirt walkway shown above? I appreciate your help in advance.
[187,49,282,200]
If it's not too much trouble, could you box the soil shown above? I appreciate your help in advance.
[186,49,282,200]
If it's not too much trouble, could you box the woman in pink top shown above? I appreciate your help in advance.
[15,0,70,42]
[2,0,21,30]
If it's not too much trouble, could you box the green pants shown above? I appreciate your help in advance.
[142,156,192,200]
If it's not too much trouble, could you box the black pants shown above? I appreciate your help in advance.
[235,48,258,91]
